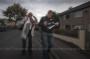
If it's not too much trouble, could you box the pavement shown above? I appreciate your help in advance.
[0,29,89,59]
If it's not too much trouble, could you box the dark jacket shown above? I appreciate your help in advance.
[39,16,60,33]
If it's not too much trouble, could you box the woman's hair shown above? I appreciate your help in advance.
[48,10,53,14]
[28,12,33,16]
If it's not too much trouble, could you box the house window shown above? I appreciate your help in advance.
[66,14,70,19]
[65,25,71,30]
[73,11,83,17]
[83,10,89,15]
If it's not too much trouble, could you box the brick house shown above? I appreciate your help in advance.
[59,1,90,31]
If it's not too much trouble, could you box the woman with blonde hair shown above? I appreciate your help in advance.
[21,12,37,56]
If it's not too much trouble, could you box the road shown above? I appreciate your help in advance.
[0,29,89,59]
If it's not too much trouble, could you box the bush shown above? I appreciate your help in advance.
[55,29,65,34]
[55,29,79,38]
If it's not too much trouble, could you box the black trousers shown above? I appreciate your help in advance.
[22,30,32,55]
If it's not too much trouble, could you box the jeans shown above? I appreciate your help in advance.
[41,30,53,59]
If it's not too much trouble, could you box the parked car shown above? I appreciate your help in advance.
[6,21,16,29]
[16,20,25,30]
[0,22,7,32]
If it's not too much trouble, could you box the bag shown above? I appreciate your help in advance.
[19,24,24,30]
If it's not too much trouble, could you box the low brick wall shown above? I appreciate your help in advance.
[53,30,86,50]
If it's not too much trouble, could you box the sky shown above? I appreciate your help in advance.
[0,0,89,21]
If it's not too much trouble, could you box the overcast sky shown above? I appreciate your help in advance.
[0,0,89,21]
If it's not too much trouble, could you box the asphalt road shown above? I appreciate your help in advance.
[0,29,89,59]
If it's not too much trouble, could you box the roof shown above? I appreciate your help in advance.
[59,1,90,16]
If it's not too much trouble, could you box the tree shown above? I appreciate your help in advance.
[53,11,60,22]
[3,3,27,21]
[52,11,60,32]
